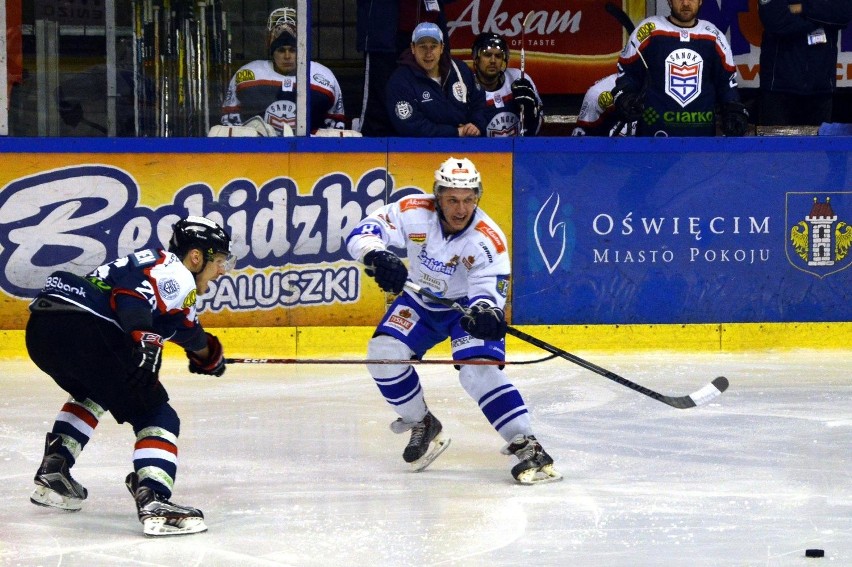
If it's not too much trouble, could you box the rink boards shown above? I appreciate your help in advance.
[0,136,850,353]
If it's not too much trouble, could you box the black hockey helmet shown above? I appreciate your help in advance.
[168,216,234,268]
[471,32,509,65]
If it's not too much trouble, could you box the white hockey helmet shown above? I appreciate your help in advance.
[433,157,482,197]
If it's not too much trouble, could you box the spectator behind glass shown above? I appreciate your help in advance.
[356,0,455,137]
[759,0,852,126]
[221,7,345,135]
[470,32,544,137]
[612,0,749,137]
[385,22,486,137]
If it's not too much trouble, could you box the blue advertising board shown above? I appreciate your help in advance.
[512,137,852,324]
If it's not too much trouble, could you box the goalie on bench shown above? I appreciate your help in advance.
[220,7,346,135]
[26,216,234,536]
[346,157,561,484]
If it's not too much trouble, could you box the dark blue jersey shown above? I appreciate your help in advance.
[616,16,740,137]
[32,248,206,350]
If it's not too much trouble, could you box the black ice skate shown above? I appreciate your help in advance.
[390,411,451,472]
[125,472,207,536]
[501,434,562,485]
[30,432,88,511]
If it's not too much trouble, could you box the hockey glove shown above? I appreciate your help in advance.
[187,332,226,377]
[460,302,507,341]
[612,87,644,123]
[363,250,408,294]
[510,78,540,132]
[129,330,164,387]
[721,101,749,137]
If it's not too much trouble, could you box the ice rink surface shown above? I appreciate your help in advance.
[1,350,850,567]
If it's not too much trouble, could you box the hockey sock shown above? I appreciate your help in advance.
[459,365,531,441]
[51,397,105,466]
[132,403,180,498]
[368,334,427,422]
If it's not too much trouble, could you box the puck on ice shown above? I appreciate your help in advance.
[805,549,825,558]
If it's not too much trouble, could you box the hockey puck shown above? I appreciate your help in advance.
[805,549,825,558]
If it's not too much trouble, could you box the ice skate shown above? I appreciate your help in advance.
[390,411,451,472]
[30,432,88,511]
[501,434,562,485]
[125,472,207,536]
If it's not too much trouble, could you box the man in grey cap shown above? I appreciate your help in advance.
[385,22,486,137]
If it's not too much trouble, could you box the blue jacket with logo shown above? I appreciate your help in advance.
[385,50,487,137]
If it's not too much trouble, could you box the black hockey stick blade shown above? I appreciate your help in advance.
[403,282,730,409]
[605,2,636,33]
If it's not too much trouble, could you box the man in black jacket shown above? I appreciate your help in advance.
[759,0,852,126]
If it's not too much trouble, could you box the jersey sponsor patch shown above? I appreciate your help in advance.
[387,305,418,334]
[666,49,703,108]
[636,22,655,43]
[409,232,427,244]
[475,220,506,253]
[183,289,197,309]
[496,275,510,298]
[235,69,257,83]
[159,278,180,301]
[400,197,435,212]
[597,90,614,109]
[395,101,413,120]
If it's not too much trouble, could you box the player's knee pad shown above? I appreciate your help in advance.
[459,361,509,400]
[367,334,414,379]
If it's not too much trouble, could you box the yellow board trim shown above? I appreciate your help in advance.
[3,323,850,360]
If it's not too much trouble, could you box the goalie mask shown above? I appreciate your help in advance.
[169,216,236,271]
[267,7,297,56]
[433,157,482,198]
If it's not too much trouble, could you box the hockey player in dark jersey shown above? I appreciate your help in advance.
[470,32,543,137]
[612,0,749,137]
[26,216,234,536]
[221,8,345,134]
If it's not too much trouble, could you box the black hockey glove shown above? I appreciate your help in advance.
[363,250,408,294]
[187,332,226,377]
[460,302,507,341]
[129,330,164,387]
[721,101,749,137]
[510,78,540,133]
[612,87,644,123]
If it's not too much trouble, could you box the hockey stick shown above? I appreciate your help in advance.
[518,10,533,137]
[605,2,635,34]
[403,282,729,409]
[605,2,638,137]
[225,355,556,366]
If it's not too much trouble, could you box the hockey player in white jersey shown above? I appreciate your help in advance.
[346,157,560,484]
[221,7,345,134]
[470,32,543,137]
[572,73,635,137]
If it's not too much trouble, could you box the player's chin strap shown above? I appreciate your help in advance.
[402,282,730,410]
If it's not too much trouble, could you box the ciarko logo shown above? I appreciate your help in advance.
[786,193,852,279]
